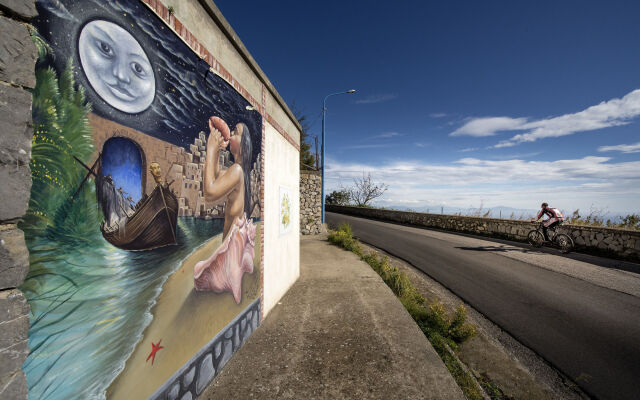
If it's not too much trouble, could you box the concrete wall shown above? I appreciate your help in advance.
[328,206,640,261]
[263,123,300,316]
[0,0,301,398]
[300,170,322,235]
[0,1,38,398]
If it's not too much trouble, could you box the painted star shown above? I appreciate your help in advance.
[146,339,164,365]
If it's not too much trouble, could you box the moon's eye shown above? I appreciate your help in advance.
[131,62,145,77]
[98,40,113,57]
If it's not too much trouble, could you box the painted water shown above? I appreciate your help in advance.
[21,217,223,400]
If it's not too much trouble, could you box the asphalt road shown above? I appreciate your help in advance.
[327,212,640,400]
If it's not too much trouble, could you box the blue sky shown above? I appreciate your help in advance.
[215,0,640,213]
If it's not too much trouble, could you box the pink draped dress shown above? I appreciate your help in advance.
[193,215,256,304]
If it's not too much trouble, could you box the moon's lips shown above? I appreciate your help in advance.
[210,116,231,141]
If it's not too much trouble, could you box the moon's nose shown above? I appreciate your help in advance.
[113,59,131,84]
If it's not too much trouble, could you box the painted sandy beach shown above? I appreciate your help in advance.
[107,223,261,400]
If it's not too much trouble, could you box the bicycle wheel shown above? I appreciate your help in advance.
[556,234,574,253]
[527,230,544,247]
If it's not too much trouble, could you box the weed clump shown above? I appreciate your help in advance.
[328,223,481,398]
[328,223,363,257]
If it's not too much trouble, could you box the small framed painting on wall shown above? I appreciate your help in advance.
[280,186,292,235]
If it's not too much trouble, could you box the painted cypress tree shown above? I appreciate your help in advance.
[21,34,98,240]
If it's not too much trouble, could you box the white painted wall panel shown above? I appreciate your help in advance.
[263,123,300,316]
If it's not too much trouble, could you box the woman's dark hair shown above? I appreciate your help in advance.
[239,123,253,216]
[541,202,548,208]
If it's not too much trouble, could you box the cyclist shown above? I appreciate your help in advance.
[532,202,565,241]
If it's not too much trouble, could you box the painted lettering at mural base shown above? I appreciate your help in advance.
[20,1,263,398]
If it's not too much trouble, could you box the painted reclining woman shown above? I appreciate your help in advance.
[193,117,256,304]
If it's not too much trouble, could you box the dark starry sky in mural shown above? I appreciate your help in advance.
[35,0,261,166]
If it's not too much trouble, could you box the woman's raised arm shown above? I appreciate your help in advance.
[204,118,228,199]
[203,164,242,202]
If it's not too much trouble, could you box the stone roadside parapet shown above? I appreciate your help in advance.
[0,1,38,399]
[200,234,464,399]
[300,170,322,235]
[328,205,640,261]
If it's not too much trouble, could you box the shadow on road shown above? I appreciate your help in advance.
[452,239,640,275]
[455,245,537,253]
[453,241,640,275]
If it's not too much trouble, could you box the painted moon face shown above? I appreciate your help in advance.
[78,20,155,113]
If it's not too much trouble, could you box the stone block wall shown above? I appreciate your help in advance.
[300,170,322,235]
[0,1,37,398]
[328,206,640,261]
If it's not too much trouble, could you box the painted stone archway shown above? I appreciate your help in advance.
[100,137,145,202]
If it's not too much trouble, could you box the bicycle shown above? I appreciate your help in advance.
[527,222,574,253]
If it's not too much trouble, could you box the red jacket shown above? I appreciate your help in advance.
[536,207,564,221]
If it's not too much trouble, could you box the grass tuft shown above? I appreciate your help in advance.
[328,223,483,399]
[569,208,640,230]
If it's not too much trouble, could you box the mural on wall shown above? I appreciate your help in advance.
[20,1,263,399]
[280,186,292,235]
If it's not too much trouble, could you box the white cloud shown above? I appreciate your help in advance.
[327,156,640,187]
[355,93,398,104]
[459,147,479,152]
[451,117,528,137]
[341,144,396,150]
[370,131,402,139]
[598,141,640,154]
[430,112,448,118]
[487,152,542,160]
[325,156,640,211]
[449,89,640,147]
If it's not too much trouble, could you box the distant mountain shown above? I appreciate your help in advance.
[384,204,634,223]
[387,205,538,219]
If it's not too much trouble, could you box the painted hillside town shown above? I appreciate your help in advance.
[104,129,262,220]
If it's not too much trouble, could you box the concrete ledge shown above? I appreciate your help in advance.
[0,0,37,21]
[0,2,35,400]
[0,370,28,400]
[328,205,640,261]
[0,289,30,380]
[0,227,29,289]
[0,16,37,88]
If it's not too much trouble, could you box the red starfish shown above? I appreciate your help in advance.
[146,339,164,365]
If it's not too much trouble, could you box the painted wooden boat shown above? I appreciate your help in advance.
[101,183,178,251]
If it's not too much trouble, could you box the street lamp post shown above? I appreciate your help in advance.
[321,89,356,224]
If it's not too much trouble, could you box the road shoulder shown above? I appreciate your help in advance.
[200,234,464,399]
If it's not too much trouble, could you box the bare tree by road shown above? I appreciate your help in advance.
[348,172,388,207]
